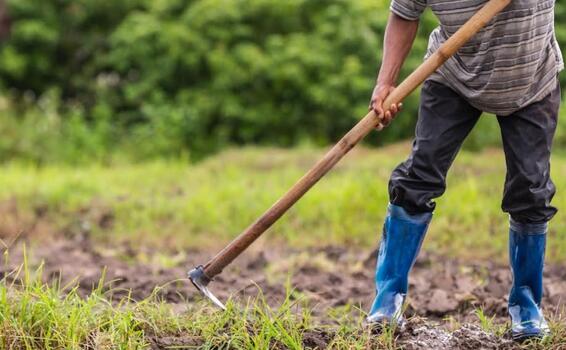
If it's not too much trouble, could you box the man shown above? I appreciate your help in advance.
[366,0,563,341]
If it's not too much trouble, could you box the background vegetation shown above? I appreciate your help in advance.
[0,0,564,164]
[1,3,565,348]
[2,145,566,263]
[2,145,566,348]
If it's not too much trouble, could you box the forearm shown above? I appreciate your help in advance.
[377,13,419,85]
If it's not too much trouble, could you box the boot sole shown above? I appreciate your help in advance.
[364,319,406,335]
[512,330,549,342]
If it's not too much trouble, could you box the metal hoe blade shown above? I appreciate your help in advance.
[188,266,226,310]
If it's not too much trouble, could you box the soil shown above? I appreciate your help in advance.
[1,237,565,349]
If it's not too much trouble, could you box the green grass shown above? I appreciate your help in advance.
[2,260,565,349]
[1,251,146,349]
[0,257,402,350]
[3,110,566,348]
[1,143,566,262]
[475,308,507,337]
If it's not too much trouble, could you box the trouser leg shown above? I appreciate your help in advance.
[367,80,482,327]
[497,81,560,224]
[498,81,560,340]
[389,80,482,214]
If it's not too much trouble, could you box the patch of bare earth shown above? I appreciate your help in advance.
[1,237,565,349]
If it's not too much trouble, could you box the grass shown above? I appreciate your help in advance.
[2,142,566,348]
[475,308,507,337]
[1,142,566,262]
[1,251,146,349]
[0,257,398,350]
[1,260,565,349]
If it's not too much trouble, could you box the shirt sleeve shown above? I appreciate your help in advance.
[390,0,427,21]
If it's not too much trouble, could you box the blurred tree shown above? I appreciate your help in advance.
[0,0,563,163]
[0,0,10,40]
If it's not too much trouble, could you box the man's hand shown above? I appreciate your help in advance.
[369,13,419,130]
[369,83,402,130]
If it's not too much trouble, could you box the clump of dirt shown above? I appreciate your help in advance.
[147,335,200,349]
[1,239,565,349]
[144,319,516,350]
[398,321,515,350]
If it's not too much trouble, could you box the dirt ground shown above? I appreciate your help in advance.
[1,235,565,349]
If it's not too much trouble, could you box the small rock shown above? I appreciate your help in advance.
[431,274,454,290]
[485,280,507,299]
[455,276,478,293]
[546,281,566,298]
[427,289,459,314]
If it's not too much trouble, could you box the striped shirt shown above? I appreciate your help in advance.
[391,0,564,116]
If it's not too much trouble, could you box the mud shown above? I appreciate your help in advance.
[400,321,515,349]
[1,238,565,349]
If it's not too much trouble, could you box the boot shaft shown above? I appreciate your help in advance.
[368,204,432,324]
[375,205,432,293]
[508,219,549,340]
[508,219,547,306]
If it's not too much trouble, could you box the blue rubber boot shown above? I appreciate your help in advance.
[366,204,432,329]
[508,219,550,341]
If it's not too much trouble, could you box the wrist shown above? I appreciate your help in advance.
[376,67,399,86]
[376,76,396,87]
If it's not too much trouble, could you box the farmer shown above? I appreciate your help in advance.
[367,0,563,341]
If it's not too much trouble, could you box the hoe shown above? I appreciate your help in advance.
[188,0,512,310]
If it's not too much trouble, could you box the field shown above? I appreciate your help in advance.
[1,143,566,349]
[1,1,565,348]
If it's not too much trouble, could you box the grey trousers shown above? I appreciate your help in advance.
[389,80,560,224]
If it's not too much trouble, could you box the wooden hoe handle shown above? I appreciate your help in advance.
[201,0,511,279]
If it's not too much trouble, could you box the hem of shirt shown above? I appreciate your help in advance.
[425,69,559,117]
[426,72,448,86]
[496,75,557,116]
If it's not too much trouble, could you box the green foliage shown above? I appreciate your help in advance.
[0,258,401,349]
[0,1,564,163]
[0,258,147,349]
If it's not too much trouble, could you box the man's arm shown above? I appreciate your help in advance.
[370,13,419,128]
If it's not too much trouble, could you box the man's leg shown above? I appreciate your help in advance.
[367,80,482,326]
[497,81,560,340]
